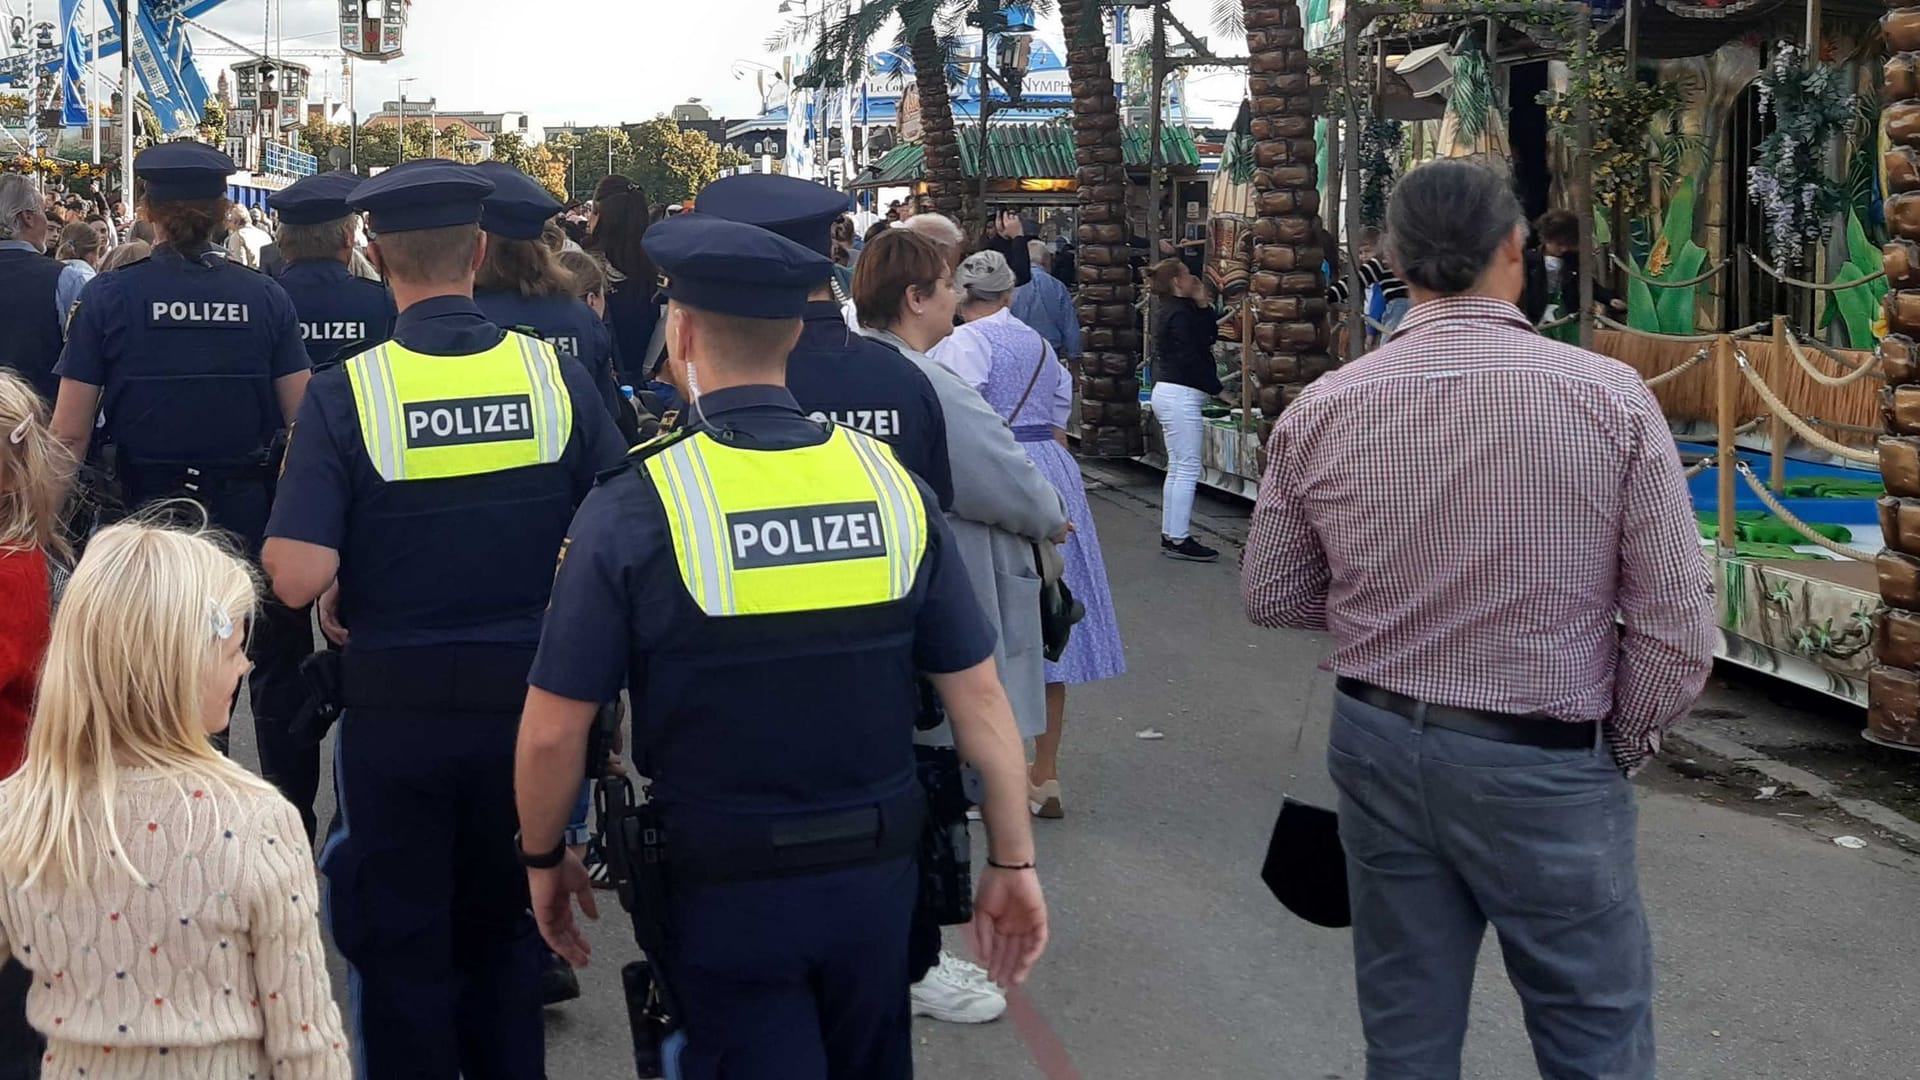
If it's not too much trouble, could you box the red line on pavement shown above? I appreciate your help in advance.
[1004,986,1081,1080]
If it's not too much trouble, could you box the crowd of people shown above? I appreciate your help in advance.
[0,142,1723,1080]
[0,146,1139,1077]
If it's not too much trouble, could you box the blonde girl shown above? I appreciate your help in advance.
[0,520,350,1077]
[0,370,68,778]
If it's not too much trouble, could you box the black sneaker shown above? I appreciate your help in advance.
[540,950,581,1006]
[1163,536,1220,562]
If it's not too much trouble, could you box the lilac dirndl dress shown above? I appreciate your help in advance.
[945,311,1125,685]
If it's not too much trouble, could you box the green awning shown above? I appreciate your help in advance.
[852,122,1201,188]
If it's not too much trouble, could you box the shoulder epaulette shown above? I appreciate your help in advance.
[596,421,694,485]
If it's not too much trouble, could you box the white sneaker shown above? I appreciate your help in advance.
[941,951,996,992]
[910,952,1006,1023]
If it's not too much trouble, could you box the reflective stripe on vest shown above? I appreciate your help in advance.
[642,427,928,617]
[344,332,573,482]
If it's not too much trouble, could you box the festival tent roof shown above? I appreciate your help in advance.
[849,123,1201,188]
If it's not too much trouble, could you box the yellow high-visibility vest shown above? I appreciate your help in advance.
[641,426,928,617]
[344,332,573,482]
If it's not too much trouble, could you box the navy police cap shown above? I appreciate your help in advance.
[695,174,850,257]
[266,171,361,226]
[642,212,832,320]
[349,159,495,234]
[476,161,561,241]
[134,141,234,202]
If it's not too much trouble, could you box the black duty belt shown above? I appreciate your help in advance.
[663,787,926,885]
[1335,677,1597,751]
[121,455,273,497]
[340,644,536,715]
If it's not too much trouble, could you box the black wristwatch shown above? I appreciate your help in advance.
[515,831,567,869]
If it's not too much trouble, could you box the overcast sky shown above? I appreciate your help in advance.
[161,0,1245,129]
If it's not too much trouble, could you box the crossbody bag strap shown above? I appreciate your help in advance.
[1008,344,1048,427]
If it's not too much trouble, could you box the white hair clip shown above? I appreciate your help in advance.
[207,599,235,641]
[6,419,25,445]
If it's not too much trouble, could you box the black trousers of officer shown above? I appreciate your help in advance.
[322,645,544,1080]
[662,809,920,1080]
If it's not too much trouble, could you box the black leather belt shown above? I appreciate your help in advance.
[1335,677,1597,750]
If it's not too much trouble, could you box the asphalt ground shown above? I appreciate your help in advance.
[226,460,1920,1079]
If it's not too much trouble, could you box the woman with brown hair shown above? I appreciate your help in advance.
[52,220,104,316]
[585,174,661,383]
[853,228,1069,1024]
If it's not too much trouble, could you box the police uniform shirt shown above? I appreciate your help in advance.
[788,300,955,511]
[56,245,309,462]
[266,295,628,650]
[473,288,629,430]
[527,384,995,814]
[277,258,397,370]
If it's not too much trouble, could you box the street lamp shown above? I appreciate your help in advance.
[395,75,418,163]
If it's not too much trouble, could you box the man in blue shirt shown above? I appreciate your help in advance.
[515,213,1048,1080]
[1011,238,1083,363]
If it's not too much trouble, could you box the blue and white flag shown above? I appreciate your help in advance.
[785,89,812,180]
[59,0,87,127]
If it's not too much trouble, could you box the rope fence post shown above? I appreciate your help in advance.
[1770,314,1788,494]
[1716,333,1739,556]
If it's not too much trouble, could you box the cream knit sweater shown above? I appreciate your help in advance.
[0,768,350,1078]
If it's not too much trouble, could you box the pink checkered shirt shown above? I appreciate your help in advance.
[1241,296,1717,772]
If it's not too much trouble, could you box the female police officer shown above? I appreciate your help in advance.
[514,213,1048,1080]
[471,160,638,444]
[49,141,313,798]
[260,159,626,1078]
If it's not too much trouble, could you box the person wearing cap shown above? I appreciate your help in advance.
[260,159,627,1078]
[472,161,639,445]
[696,173,953,511]
[515,212,1049,1080]
[268,172,397,373]
[49,142,309,731]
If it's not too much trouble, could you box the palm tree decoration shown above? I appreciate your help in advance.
[799,0,1001,218]
[1061,0,1142,456]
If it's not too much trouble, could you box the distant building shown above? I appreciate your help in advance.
[364,110,495,157]
[375,98,535,141]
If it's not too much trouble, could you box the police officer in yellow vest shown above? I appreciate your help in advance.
[514,212,1049,1079]
[261,159,626,1079]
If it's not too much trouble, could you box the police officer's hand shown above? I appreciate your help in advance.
[530,852,599,968]
[317,582,349,646]
[969,866,1048,988]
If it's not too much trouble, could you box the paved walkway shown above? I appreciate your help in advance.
[232,467,1920,1079]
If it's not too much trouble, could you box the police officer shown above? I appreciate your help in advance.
[471,160,638,443]
[265,171,397,370]
[49,141,311,774]
[260,159,626,1078]
[514,213,1049,1080]
[696,174,954,509]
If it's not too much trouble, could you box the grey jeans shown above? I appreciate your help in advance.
[1326,690,1655,1080]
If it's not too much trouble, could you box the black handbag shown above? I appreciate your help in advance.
[1036,545,1084,664]
[1259,797,1352,929]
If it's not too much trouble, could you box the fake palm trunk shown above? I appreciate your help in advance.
[913,25,966,215]
[1061,0,1142,457]
[1872,14,1920,748]
[1242,0,1331,431]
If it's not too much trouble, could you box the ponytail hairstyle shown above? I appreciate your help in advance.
[0,369,72,561]
[0,519,273,890]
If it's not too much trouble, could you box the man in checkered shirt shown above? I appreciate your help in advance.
[1242,159,1716,1079]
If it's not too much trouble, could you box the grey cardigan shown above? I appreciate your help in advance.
[864,326,1069,739]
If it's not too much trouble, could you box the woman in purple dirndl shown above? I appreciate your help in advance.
[932,250,1125,818]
